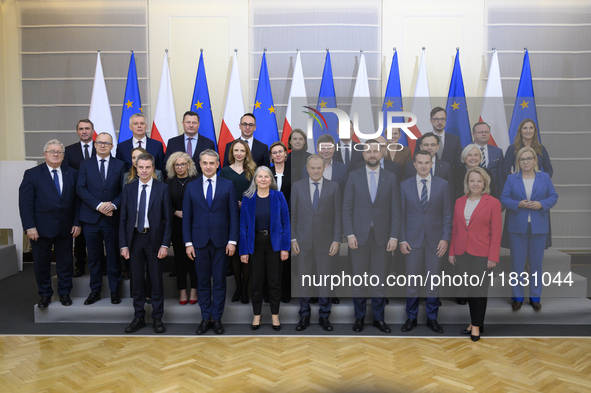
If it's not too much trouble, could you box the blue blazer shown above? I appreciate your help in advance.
[500,171,558,235]
[19,164,80,238]
[182,176,239,248]
[484,144,504,193]
[502,144,553,185]
[164,134,216,173]
[404,156,454,200]
[76,157,126,225]
[119,179,172,252]
[239,189,290,255]
[116,137,165,172]
[399,175,452,249]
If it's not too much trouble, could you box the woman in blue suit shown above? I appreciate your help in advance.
[501,147,558,311]
[240,166,290,331]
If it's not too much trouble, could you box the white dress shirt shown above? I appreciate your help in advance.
[133,136,148,149]
[415,173,432,201]
[184,133,198,157]
[46,164,63,192]
[80,140,92,158]
[136,177,153,229]
[203,174,217,200]
[324,159,334,181]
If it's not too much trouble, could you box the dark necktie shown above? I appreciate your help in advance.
[312,182,320,212]
[84,144,90,160]
[344,145,350,166]
[370,171,377,203]
[137,184,147,232]
[187,137,194,156]
[52,169,61,197]
[420,179,429,210]
[480,146,486,168]
[206,179,213,207]
[137,140,142,148]
[100,159,106,187]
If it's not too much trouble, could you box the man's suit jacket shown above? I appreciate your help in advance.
[399,175,452,249]
[182,176,239,249]
[354,159,401,186]
[63,142,96,170]
[414,131,462,167]
[116,137,165,172]
[333,143,364,172]
[483,144,504,193]
[449,194,502,262]
[119,179,172,252]
[500,171,558,235]
[164,134,216,173]
[239,189,291,255]
[223,138,270,168]
[76,157,126,225]
[302,159,348,194]
[404,157,454,199]
[291,178,342,251]
[342,166,400,247]
[19,164,80,238]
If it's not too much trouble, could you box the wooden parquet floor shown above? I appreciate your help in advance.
[1,335,591,392]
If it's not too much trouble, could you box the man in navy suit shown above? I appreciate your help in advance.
[63,119,96,277]
[222,113,270,168]
[399,150,452,334]
[183,149,239,335]
[292,154,342,332]
[164,111,216,173]
[116,113,165,172]
[343,140,400,333]
[333,121,364,172]
[472,122,504,193]
[304,134,348,193]
[76,133,126,305]
[414,107,462,168]
[405,133,454,197]
[19,139,81,308]
[119,153,172,334]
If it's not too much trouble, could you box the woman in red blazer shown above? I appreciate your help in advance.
[449,167,502,341]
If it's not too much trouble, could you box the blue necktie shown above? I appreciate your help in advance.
[206,179,213,207]
[100,159,106,188]
[370,171,377,203]
[420,179,429,210]
[137,184,147,232]
[52,169,61,197]
[312,182,320,212]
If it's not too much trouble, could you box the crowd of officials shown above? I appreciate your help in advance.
[18,107,558,341]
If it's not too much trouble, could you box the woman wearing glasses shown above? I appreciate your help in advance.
[501,147,558,311]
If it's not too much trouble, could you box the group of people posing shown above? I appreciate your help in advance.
[19,106,558,341]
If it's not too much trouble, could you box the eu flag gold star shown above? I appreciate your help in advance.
[268,106,275,114]
[254,101,262,109]
[451,101,460,110]
[139,107,143,114]
[319,100,327,108]
[125,100,133,109]
[385,100,394,108]
[194,101,203,110]
[519,100,529,109]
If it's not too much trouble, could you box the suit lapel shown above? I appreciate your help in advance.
[531,172,542,197]
[42,165,61,198]
[148,181,157,211]
[515,172,527,199]
[467,196,487,227]
[315,178,329,211]
[456,197,468,230]
[360,169,372,203]
[61,167,69,200]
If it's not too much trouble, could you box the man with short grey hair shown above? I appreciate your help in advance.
[116,113,165,171]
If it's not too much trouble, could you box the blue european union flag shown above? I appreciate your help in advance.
[191,52,217,151]
[252,52,279,149]
[313,50,339,149]
[118,52,141,143]
[509,49,540,143]
[445,49,472,148]
[382,50,406,146]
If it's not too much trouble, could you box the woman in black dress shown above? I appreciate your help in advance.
[286,129,310,183]
[219,140,256,303]
[165,152,198,305]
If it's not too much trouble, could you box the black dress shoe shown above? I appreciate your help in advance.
[471,334,480,342]
[461,326,484,335]
[213,320,225,334]
[401,318,417,332]
[296,316,310,331]
[251,323,261,331]
[111,292,121,304]
[125,318,146,333]
[319,317,333,332]
[372,320,392,333]
[272,324,282,331]
[153,318,166,333]
[73,269,85,278]
[512,301,522,310]
[531,301,542,311]
[196,319,211,335]
[38,296,51,308]
[456,297,467,305]
[309,297,319,304]
[332,297,340,305]
[352,318,364,333]
[427,319,444,334]
[84,292,101,305]
[59,294,72,306]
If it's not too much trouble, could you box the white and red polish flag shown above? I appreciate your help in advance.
[408,48,431,153]
[218,51,245,165]
[480,50,510,152]
[282,50,307,149]
[151,51,178,153]
[88,51,117,148]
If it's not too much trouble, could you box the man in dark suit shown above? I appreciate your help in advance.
[343,140,400,333]
[304,134,348,193]
[353,135,402,185]
[119,153,172,334]
[76,133,126,305]
[183,149,239,335]
[222,113,270,168]
[19,139,81,308]
[333,121,364,172]
[291,154,342,332]
[116,113,165,171]
[405,133,454,197]
[399,150,452,334]
[414,107,462,168]
[63,119,97,277]
[164,111,216,173]
[472,121,504,193]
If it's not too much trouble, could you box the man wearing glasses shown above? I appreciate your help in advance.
[19,139,82,308]
[76,133,126,306]
[414,107,463,168]
[164,111,215,174]
[472,121,504,195]
[222,113,270,168]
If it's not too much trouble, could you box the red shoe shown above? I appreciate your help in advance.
[179,299,188,305]
[189,298,198,305]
